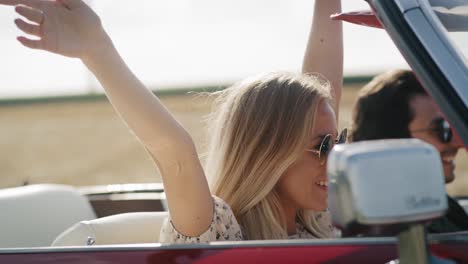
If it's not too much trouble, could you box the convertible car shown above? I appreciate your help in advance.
[0,0,467,263]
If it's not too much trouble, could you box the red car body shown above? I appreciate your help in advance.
[1,240,467,263]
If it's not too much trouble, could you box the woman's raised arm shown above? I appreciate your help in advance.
[0,0,213,237]
[302,0,343,117]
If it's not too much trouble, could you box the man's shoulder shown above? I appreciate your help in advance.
[427,195,468,233]
[445,195,468,230]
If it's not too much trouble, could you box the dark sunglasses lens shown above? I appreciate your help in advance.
[437,120,452,143]
[337,128,348,144]
[319,135,332,159]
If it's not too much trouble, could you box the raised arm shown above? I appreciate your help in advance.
[302,0,343,118]
[0,0,212,236]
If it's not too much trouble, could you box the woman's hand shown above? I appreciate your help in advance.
[2,0,214,237]
[0,0,107,59]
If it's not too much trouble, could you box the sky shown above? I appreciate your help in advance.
[0,0,410,99]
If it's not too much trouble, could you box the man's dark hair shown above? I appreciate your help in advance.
[350,69,427,142]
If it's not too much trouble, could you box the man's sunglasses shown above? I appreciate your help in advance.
[411,118,453,143]
[306,128,348,165]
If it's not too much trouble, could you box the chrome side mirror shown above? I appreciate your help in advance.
[328,139,447,229]
[328,139,456,264]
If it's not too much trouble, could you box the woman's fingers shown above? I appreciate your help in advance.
[15,5,43,24]
[15,18,41,37]
[58,0,85,10]
[0,0,43,9]
[17,36,42,50]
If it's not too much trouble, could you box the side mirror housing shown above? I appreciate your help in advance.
[328,139,447,230]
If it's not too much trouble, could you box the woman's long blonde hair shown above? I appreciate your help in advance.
[205,72,334,240]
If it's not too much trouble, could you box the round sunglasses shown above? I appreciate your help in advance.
[411,118,453,143]
[306,128,348,165]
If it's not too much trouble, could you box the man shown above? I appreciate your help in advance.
[351,69,468,233]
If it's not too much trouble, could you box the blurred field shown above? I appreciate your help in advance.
[1,85,467,195]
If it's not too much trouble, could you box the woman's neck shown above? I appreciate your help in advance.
[282,202,298,236]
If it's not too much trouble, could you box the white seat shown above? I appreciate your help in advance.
[52,211,168,246]
[457,199,468,215]
[0,184,96,248]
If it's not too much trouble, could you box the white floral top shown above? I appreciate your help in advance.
[159,196,336,243]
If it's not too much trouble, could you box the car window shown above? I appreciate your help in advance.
[367,0,468,195]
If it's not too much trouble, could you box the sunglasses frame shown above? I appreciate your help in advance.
[306,128,348,165]
[411,119,453,143]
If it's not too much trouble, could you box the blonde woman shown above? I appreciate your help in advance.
[0,0,344,242]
